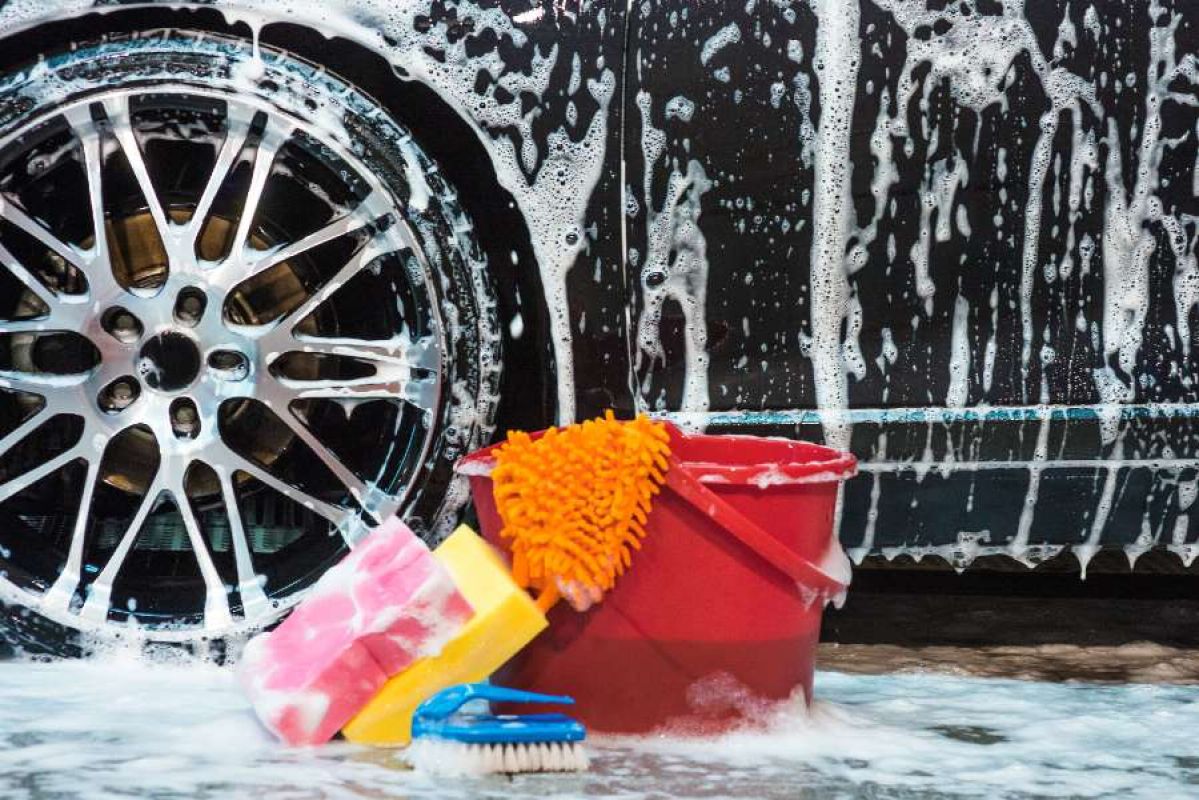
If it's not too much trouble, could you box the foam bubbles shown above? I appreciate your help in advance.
[635,88,713,412]
[3,658,1196,798]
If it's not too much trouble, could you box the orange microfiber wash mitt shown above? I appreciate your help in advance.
[491,412,672,613]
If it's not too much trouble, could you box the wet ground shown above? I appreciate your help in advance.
[0,650,1196,799]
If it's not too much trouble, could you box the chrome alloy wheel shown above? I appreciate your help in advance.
[0,68,459,641]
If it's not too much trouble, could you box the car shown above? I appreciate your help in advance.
[0,0,1194,654]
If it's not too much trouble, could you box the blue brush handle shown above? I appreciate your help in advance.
[415,683,575,722]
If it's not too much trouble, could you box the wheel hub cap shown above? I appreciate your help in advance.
[137,331,201,393]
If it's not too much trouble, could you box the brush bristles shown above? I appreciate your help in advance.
[408,740,589,775]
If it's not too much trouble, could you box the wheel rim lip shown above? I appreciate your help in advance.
[0,79,449,640]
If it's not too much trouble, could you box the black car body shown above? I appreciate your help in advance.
[0,0,1195,648]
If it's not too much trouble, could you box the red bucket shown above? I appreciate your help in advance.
[456,423,856,734]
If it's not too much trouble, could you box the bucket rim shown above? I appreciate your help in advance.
[459,423,853,596]
[455,427,857,485]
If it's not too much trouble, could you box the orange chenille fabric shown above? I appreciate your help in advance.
[491,412,672,612]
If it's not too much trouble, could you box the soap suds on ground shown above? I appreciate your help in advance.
[0,652,1196,799]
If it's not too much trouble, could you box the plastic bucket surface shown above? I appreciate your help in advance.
[456,424,856,734]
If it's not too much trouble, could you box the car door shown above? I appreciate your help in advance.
[623,0,1199,569]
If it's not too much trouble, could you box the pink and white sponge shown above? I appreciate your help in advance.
[238,518,473,746]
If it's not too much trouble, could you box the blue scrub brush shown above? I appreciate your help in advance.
[408,683,589,775]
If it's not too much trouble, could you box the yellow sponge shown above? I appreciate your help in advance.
[341,525,548,746]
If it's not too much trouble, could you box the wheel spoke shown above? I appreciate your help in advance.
[79,474,165,624]
[236,203,380,286]
[0,239,62,312]
[64,106,122,298]
[0,444,82,504]
[214,466,270,621]
[265,333,440,413]
[230,117,294,259]
[0,370,90,396]
[271,373,437,409]
[102,96,172,248]
[188,113,254,245]
[285,334,442,375]
[209,440,353,531]
[252,238,393,341]
[0,402,52,462]
[0,317,58,335]
[0,194,88,271]
[267,402,370,507]
[170,478,233,628]
[42,457,102,613]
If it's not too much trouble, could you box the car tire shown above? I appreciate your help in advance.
[0,29,501,654]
